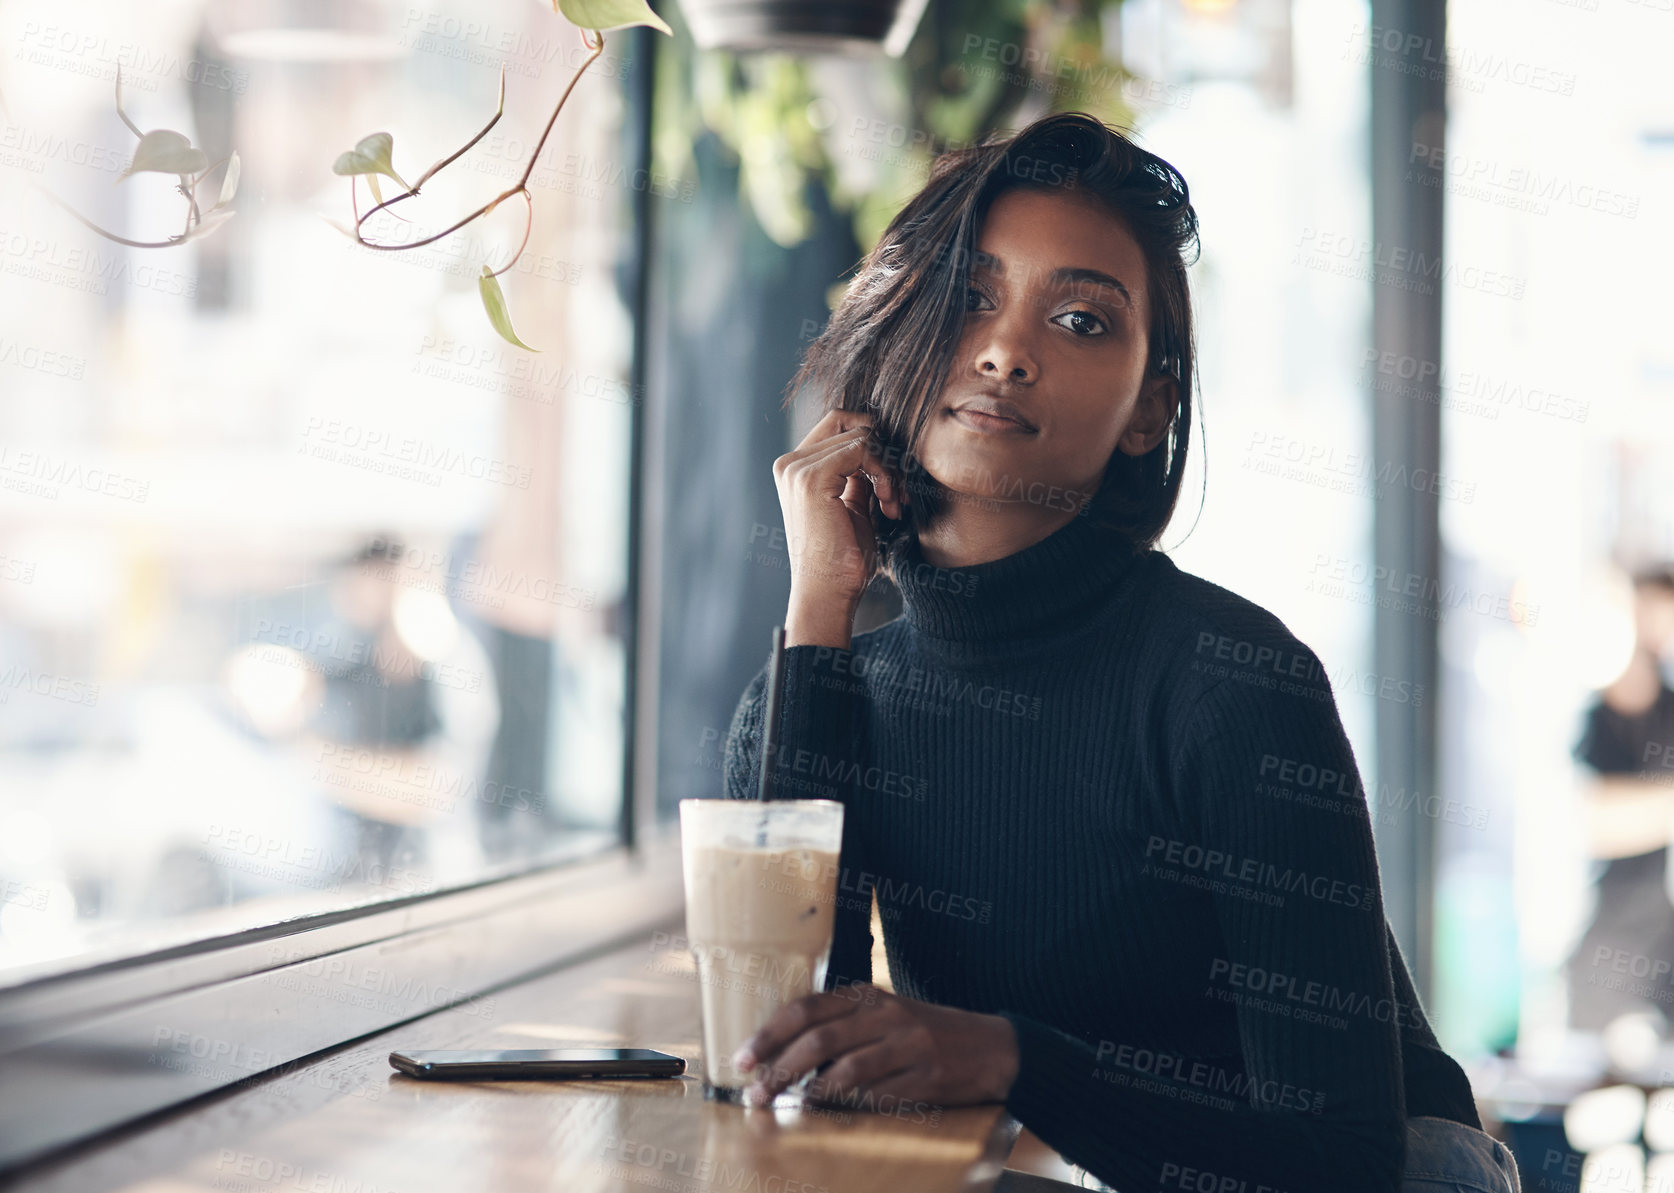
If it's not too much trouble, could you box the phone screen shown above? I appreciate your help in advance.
[389,1048,686,1080]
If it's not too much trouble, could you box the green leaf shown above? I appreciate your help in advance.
[557,0,672,35]
[331,132,411,190]
[215,151,240,209]
[366,173,384,206]
[120,129,209,180]
[478,267,538,351]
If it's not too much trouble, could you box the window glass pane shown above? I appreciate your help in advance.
[1132,0,1378,763]
[1440,0,1666,1065]
[0,0,637,978]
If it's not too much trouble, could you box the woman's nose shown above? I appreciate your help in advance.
[976,324,1037,383]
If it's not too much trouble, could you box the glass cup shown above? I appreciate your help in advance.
[678,798,844,1104]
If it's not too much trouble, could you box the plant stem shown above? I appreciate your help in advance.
[114,67,143,138]
[193,159,227,187]
[355,196,505,252]
[181,174,201,231]
[414,64,508,192]
[37,185,187,249]
[517,28,604,190]
[353,28,604,265]
[488,189,534,278]
[353,64,510,242]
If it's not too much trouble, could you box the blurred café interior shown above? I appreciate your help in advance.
[0,0,1669,1189]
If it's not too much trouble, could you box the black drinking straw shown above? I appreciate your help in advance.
[755,624,786,802]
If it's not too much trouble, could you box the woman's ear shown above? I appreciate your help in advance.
[1115,371,1180,457]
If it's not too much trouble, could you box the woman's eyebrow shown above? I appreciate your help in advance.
[972,249,1132,306]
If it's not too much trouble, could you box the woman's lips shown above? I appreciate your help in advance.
[948,407,1037,436]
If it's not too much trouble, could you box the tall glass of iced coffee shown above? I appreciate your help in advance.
[678,798,844,1104]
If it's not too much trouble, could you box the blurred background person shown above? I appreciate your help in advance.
[308,538,449,883]
[1566,564,1674,1034]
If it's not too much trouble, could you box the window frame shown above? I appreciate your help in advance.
[0,22,670,1175]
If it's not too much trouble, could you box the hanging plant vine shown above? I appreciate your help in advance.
[39,67,240,249]
[329,0,671,349]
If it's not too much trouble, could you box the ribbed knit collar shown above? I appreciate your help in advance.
[887,513,1147,643]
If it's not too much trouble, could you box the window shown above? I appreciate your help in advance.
[0,0,641,983]
[1439,0,1666,1069]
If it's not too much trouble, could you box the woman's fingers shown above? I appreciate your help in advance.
[744,1010,892,1104]
[809,1038,917,1105]
[770,411,902,634]
[790,408,874,453]
[840,470,874,522]
[783,421,900,515]
[737,992,859,1072]
[801,427,874,475]
[838,1068,947,1117]
[786,436,893,559]
[779,431,870,505]
[849,435,900,511]
[738,991,1013,1112]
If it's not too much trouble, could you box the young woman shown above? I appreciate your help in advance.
[721,111,1521,1193]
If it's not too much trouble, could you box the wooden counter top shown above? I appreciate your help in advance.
[3,916,1020,1193]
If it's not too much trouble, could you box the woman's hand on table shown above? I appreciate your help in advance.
[732,985,1019,1109]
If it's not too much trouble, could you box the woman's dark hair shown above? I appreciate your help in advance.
[783,110,1201,567]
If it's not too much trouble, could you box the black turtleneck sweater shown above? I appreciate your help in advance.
[722,512,1481,1193]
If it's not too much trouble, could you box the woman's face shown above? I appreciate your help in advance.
[911,186,1178,515]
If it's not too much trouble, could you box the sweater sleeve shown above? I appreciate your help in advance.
[722,643,874,991]
[997,654,1407,1193]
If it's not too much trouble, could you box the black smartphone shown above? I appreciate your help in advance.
[388,1048,686,1081]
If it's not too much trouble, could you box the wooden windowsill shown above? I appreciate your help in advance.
[7,914,1021,1193]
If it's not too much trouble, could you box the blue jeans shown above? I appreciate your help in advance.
[1401,1114,1522,1193]
[1000,1115,1524,1192]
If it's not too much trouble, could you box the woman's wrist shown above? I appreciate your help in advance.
[785,593,857,649]
[981,1012,1021,1102]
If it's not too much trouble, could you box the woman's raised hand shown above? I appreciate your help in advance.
[772,410,904,649]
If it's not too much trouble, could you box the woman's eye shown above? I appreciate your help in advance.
[964,286,991,311]
[1053,309,1107,337]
